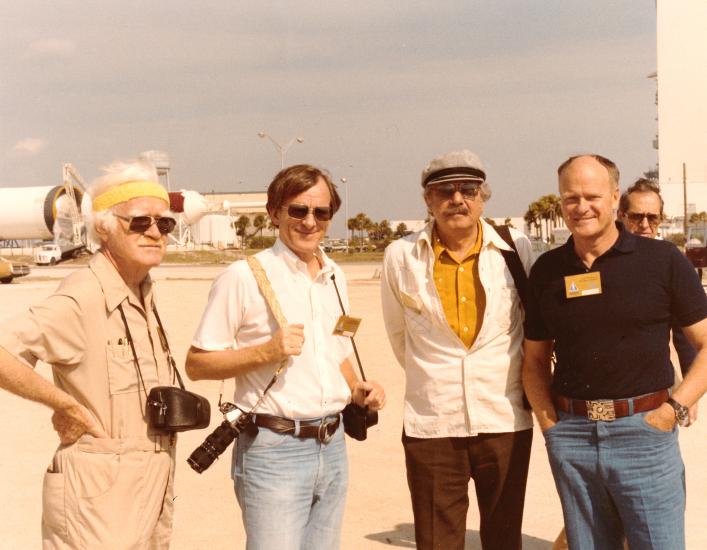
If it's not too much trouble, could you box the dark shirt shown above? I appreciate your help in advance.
[524,223,707,399]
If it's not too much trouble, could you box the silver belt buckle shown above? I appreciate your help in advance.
[586,399,616,421]
[318,418,336,443]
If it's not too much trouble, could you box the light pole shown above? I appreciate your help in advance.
[257,131,304,168]
[341,176,349,247]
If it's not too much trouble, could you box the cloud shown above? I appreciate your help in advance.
[11,138,46,155]
[25,39,76,59]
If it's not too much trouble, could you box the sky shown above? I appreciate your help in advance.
[1,1,657,238]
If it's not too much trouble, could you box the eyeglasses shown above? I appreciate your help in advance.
[285,203,333,222]
[113,214,177,235]
[625,212,661,226]
[427,181,481,200]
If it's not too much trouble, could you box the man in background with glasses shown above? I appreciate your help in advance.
[186,164,385,550]
[380,150,534,550]
[618,178,698,420]
[0,160,179,548]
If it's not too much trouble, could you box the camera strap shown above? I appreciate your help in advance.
[117,301,186,411]
[233,255,290,414]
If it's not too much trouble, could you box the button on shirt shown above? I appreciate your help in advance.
[191,239,354,419]
[381,219,534,437]
[433,223,486,348]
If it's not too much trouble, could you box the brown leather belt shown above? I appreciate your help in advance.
[553,389,669,421]
[254,414,340,443]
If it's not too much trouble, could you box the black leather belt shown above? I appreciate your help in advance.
[553,389,669,421]
[254,414,340,443]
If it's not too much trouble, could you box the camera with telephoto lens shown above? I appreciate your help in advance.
[187,402,252,473]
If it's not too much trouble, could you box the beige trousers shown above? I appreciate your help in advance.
[41,436,175,550]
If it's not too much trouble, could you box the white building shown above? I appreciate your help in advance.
[657,1,707,218]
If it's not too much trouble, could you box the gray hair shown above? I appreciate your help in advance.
[85,160,160,246]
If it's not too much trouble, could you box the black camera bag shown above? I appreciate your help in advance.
[148,386,211,432]
[118,303,211,433]
[342,403,378,441]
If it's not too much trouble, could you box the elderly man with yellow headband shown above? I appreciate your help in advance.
[0,160,180,549]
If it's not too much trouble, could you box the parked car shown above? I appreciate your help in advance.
[322,239,349,253]
[34,243,85,265]
[0,256,31,284]
[685,226,707,279]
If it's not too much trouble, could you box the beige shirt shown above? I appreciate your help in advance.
[0,252,174,441]
[381,218,534,437]
[191,239,354,419]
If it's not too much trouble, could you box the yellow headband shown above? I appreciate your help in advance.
[92,180,169,212]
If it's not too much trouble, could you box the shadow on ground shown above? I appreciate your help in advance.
[365,523,552,548]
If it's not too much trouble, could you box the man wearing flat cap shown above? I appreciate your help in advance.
[381,150,534,549]
[0,160,179,548]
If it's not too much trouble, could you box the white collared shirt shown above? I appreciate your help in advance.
[191,239,354,418]
[381,219,534,437]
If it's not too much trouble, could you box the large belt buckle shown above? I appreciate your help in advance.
[318,418,336,443]
[586,399,616,421]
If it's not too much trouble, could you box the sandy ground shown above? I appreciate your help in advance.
[0,263,705,549]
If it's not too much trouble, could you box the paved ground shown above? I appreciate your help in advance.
[0,263,705,549]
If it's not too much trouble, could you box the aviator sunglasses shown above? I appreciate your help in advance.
[113,213,177,235]
[625,211,661,226]
[428,180,481,200]
[285,203,333,222]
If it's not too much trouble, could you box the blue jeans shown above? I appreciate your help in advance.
[545,410,685,550]
[233,422,348,550]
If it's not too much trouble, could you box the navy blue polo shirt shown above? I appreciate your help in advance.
[524,223,707,399]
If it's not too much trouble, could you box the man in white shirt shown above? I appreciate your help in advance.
[186,164,385,550]
[381,150,533,550]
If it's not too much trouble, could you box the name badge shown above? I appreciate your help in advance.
[333,315,362,338]
[564,272,602,299]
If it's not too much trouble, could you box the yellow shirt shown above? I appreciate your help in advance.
[433,223,486,348]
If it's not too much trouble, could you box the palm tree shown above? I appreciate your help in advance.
[235,215,250,249]
[378,219,393,241]
[252,214,266,239]
[347,217,356,244]
[395,222,408,238]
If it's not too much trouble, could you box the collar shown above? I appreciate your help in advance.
[271,238,335,279]
[89,251,153,313]
[562,221,635,264]
[416,217,514,257]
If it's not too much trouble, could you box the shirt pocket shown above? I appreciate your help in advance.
[490,287,520,333]
[106,342,141,395]
[399,267,433,334]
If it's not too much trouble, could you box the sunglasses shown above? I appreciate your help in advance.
[625,212,661,226]
[285,203,333,222]
[427,181,481,200]
[114,214,177,235]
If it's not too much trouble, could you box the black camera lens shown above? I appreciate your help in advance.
[187,420,239,473]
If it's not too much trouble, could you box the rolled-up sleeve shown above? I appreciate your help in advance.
[0,294,86,368]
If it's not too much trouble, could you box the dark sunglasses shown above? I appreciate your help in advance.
[625,212,661,226]
[114,213,177,235]
[285,203,333,222]
[428,180,481,200]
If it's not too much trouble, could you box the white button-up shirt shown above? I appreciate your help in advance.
[381,219,534,437]
[192,239,354,419]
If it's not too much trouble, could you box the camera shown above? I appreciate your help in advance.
[187,403,251,473]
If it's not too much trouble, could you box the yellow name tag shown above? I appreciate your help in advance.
[333,315,362,338]
[564,272,602,299]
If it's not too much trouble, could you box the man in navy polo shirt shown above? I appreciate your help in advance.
[522,154,707,549]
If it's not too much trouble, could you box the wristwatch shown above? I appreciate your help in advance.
[666,398,690,427]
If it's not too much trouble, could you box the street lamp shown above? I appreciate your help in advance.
[257,131,304,168]
[341,176,349,247]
